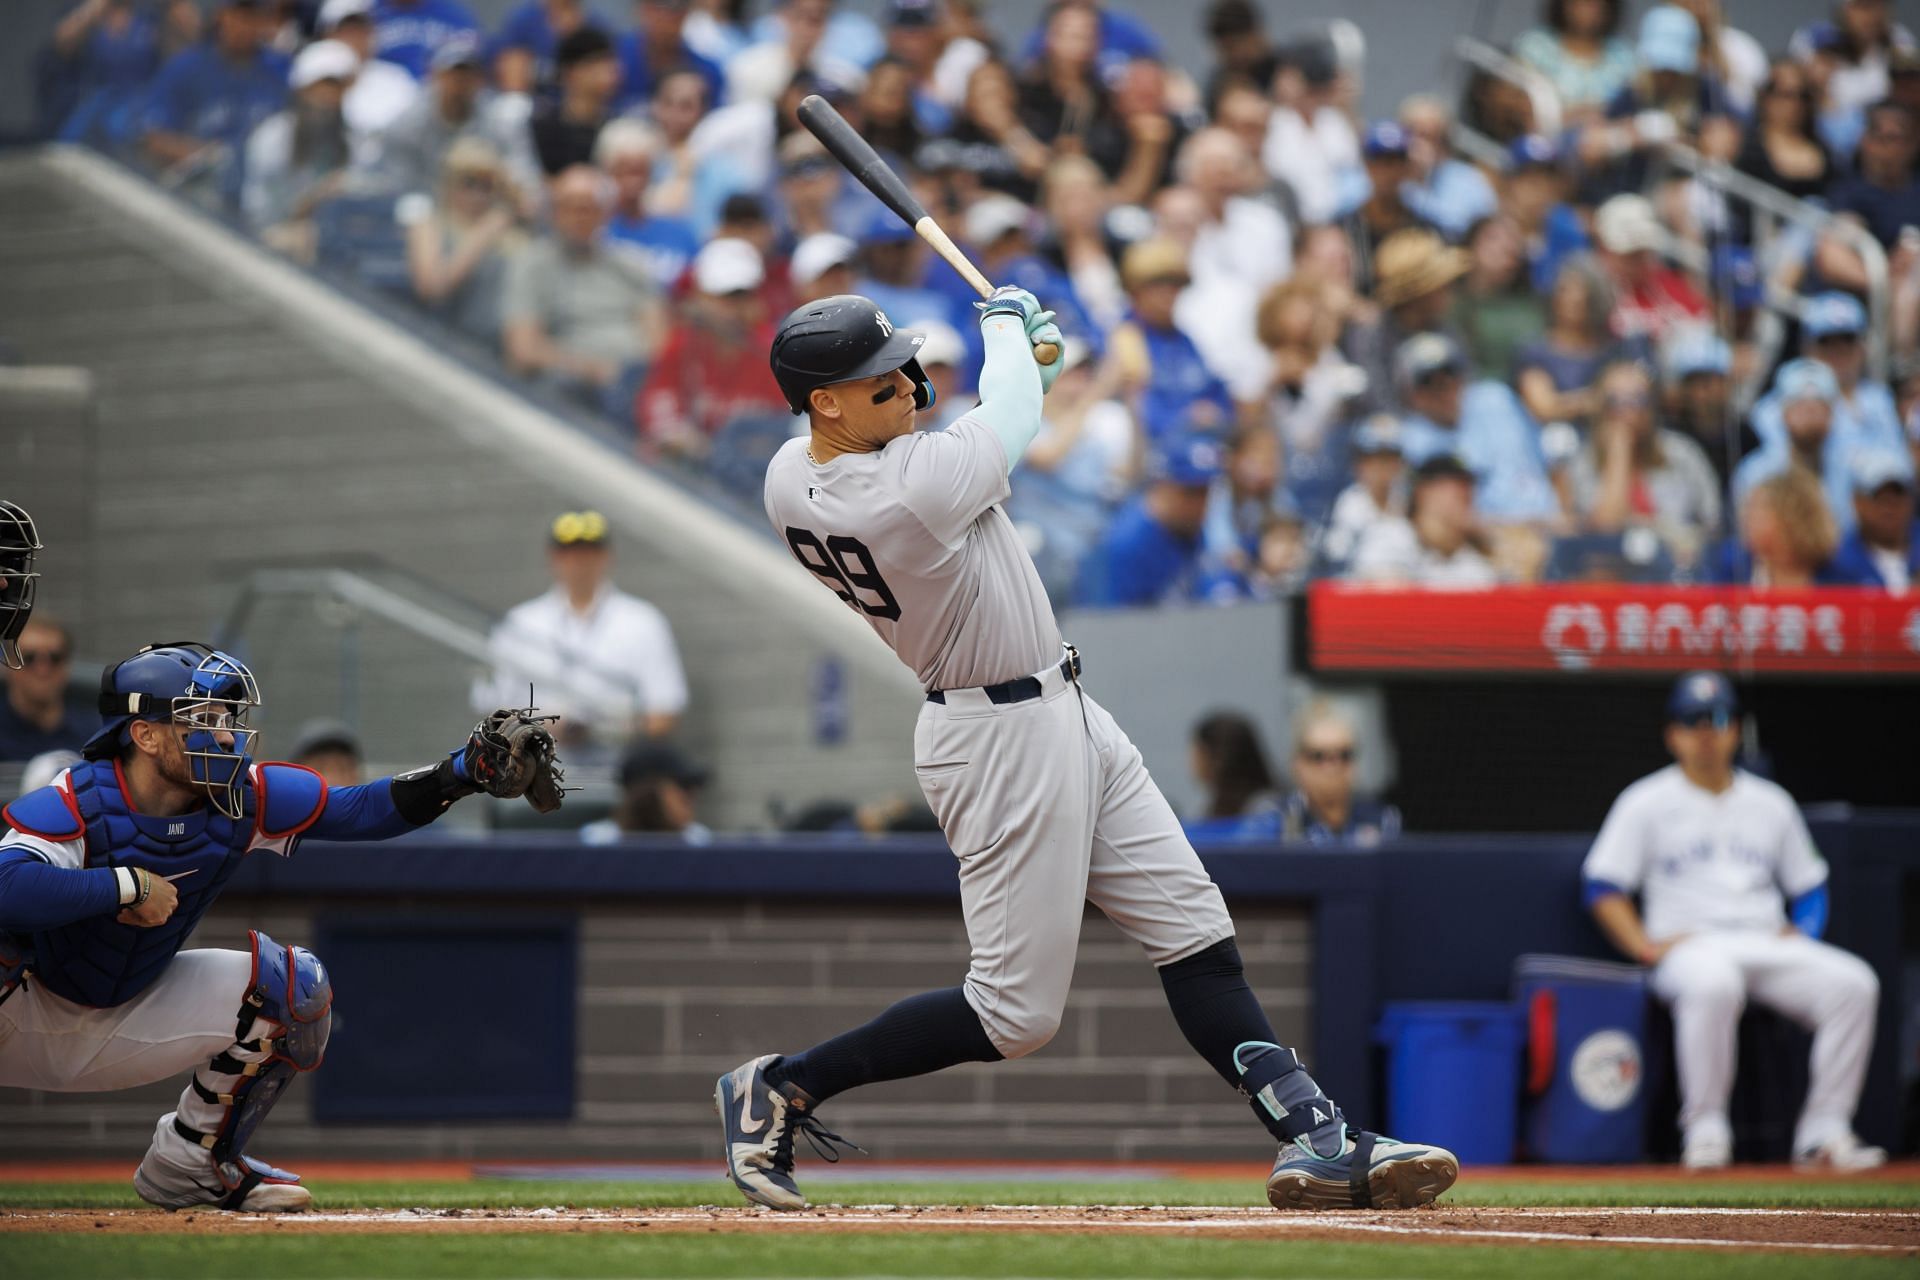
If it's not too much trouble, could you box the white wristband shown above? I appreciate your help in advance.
[115,866,140,906]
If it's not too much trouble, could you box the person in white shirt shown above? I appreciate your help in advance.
[477,510,688,751]
[1322,414,1406,570]
[317,0,418,141]
[1171,128,1294,403]
[1582,672,1884,1172]
[1348,454,1496,587]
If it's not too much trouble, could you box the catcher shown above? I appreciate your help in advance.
[0,642,562,1211]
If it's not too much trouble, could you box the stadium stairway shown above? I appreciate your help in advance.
[0,146,921,830]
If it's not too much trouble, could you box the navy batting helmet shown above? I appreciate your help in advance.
[770,294,934,415]
[84,642,262,818]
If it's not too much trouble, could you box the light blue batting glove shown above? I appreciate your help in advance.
[1031,317,1064,394]
[975,285,1043,328]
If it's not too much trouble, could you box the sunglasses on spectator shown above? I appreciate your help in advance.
[1301,746,1355,765]
[1814,332,1861,346]
[455,173,497,191]
[15,648,70,669]
[1605,392,1652,409]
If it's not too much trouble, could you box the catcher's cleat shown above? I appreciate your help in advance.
[134,1153,312,1212]
[714,1055,863,1210]
[1265,1129,1459,1210]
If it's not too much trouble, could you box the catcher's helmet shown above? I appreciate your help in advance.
[0,500,41,671]
[84,642,261,818]
[770,294,934,415]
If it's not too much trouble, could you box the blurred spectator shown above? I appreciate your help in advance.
[1262,34,1361,227]
[529,26,620,176]
[1200,0,1277,113]
[1105,56,1192,206]
[618,0,726,112]
[398,136,525,344]
[1107,238,1232,444]
[364,34,536,199]
[880,0,956,137]
[1015,0,1161,90]
[1397,95,1497,243]
[1579,5,1738,197]
[1672,0,1767,113]
[1513,0,1636,124]
[1176,127,1295,398]
[782,792,940,836]
[598,119,700,289]
[1394,334,1558,524]
[1009,338,1134,601]
[288,720,365,787]
[1796,293,1905,456]
[1322,414,1407,569]
[1451,214,1543,384]
[1187,710,1281,834]
[1345,228,1467,413]
[1501,133,1587,294]
[370,0,481,81]
[0,616,87,763]
[489,0,602,95]
[858,208,951,329]
[1568,359,1721,567]
[50,0,172,146]
[581,740,712,843]
[481,510,688,750]
[141,0,288,193]
[1075,432,1221,607]
[773,133,843,251]
[858,55,926,162]
[1345,122,1419,291]
[1734,58,1834,227]
[1200,423,1284,589]
[1516,254,1622,431]
[1592,193,1708,344]
[1662,327,1757,488]
[922,57,1051,202]
[1738,359,1856,535]
[243,40,357,250]
[1039,155,1125,333]
[1279,700,1401,846]
[320,0,418,141]
[1350,454,1498,586]
[18,750,84,799]
[648,67,744,234]
[634,237,786,459]
[789,231,858,303]
[1792,0,1917,120]
[1819,100,1920,293]
[954,194,1093,343]
[501,165,664,412]
[1254,277,1367,519]
[1291,223,1376,346]
[1707,468,1844,587]
[727,0,863,105]
[1830,450,1920,590]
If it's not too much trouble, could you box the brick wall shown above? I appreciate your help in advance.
[5,898,1312,1166]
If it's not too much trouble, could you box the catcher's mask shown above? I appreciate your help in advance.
[84,642,262,819]
[0,500,41,671]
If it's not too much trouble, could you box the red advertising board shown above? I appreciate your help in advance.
[1308,583,1920,675]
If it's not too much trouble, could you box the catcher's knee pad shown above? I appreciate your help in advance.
[176,931,332,1181]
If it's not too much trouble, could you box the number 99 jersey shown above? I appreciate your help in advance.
[763,416,1060,694]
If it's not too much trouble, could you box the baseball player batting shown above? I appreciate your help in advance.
[0,642,563,1210]
[717,288,1459,1211]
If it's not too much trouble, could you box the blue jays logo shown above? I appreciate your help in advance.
[1688,674,1722,701]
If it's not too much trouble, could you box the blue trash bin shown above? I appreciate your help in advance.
[1513,954,1648,1163]
[1375,1001,1524,1166]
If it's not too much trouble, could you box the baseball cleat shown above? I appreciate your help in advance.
[714,1054,863,1210]
[1681,1127,1732,1171]
[1265,1129,1459,1210]
[134,1154,312,1212]
[1794,1131,1887,1172]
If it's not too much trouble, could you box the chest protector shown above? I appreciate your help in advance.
[4,759,326,1008]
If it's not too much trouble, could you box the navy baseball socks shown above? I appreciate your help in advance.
[717,987,1000,1209]
[1158,938,1459,1210]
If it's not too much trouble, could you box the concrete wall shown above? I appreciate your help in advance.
[2,897,1312,1164]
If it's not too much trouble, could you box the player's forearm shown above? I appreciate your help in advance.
[1588,890,1654,961]
[971,313,1044,473]
[309,779,425,841]
[0,853,123,930]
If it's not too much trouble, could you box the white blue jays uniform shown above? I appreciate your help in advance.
[1583,764,1880,1156]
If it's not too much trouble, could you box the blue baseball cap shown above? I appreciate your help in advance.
[1803,291,1866,339]
[1507,133,1562,171]
[1363,121,1410,159]
[1667,670,1737,726]
[1663,327,1731,381]
[1851,448,1915,495]
[1149,433,1225,487]
[1393,332,1466,389]
[1638,4,1700,73]
[1711,244,1763,311]
[1352,413,1404,456]
[1774,357,1840,405]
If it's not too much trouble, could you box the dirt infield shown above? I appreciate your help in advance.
[4,1204,1914,1256]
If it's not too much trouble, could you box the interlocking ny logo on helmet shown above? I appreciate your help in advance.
[769,294,933,415]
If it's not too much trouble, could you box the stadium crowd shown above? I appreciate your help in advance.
[32,0,1920,604]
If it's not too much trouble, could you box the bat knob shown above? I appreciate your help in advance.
[1032,341,1060,367]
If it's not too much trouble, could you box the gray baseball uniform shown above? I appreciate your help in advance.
[764,416,1234,1058]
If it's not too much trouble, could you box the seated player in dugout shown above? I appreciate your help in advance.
[0,643,564,1211]
[720,288,1460,1214]
[1582,671,1884,1172]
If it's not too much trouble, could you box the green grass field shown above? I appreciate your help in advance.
[5,1175,1915,1280]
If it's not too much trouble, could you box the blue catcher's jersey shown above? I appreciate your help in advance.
[0,758,327,1008]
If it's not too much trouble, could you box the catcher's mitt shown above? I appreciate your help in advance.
[463,706,566,813]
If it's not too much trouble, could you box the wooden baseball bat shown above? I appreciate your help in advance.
[796,94,1059,366]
